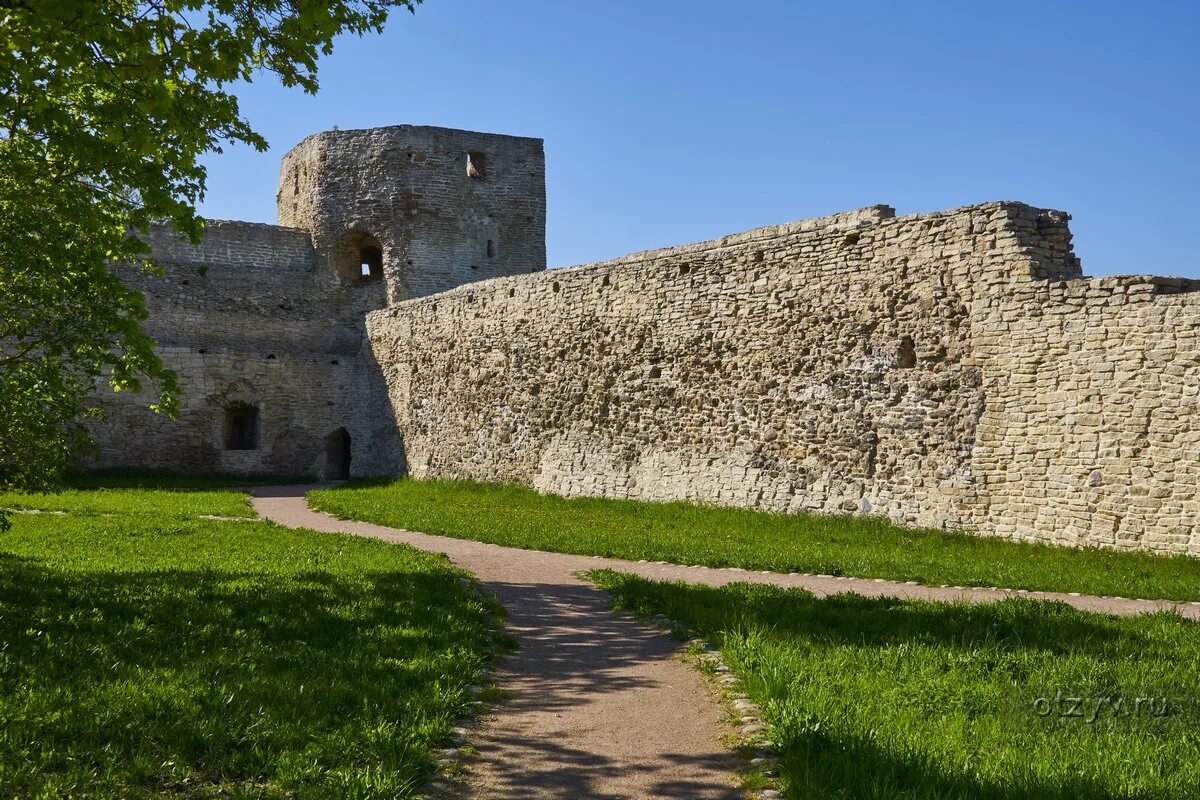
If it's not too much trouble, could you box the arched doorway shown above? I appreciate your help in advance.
[325,428,351,480]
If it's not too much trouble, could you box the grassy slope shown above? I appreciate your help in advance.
[309,479,1200,602]
[0,487,499,799]
[589,570,1200,800]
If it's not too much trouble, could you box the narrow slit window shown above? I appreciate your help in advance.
[486,239,495,258]
[359,245,383,281]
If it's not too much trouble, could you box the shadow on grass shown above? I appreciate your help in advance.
[591,572,1188,800]
[605,576,1144,657]
[0,552,490,798]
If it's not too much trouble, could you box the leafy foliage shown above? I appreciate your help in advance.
[0,1,418,515]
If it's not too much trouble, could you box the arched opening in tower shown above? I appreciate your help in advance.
[334,230,384,283]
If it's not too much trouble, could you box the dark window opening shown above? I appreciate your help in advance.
[359,245,383,281]
[224,404,259,451]
[467,151,487,179]
[487,239,495,258]
[334,230,385,283]
[897,336,917,369]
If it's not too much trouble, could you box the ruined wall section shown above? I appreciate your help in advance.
[278,125,546,301]
[87,221,404,478]
[970,276,1200,555]
[368,202,1063,529]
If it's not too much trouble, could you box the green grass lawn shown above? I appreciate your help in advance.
[588,570,1200,800]
[0,485,501,799]
[61,468,314,491]
[0,487,255,518]
[309,479,1200,602]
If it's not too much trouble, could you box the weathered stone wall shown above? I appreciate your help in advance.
[278,125,546,301]
[970,276,1200,554]
[369,199,1200,554]
[86,124,545,479]
[367,202,1091,535]
[87,221,405,479]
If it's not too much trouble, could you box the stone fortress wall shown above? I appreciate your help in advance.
[366,201,1200,555]
[87,123,1199,555]
[971,275,1200,553]
[87,125,547,479]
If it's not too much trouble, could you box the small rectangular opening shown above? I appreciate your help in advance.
[467,151,487,179]
[224,404,259,450]
[359,245,383,281]
[487,239,495,258]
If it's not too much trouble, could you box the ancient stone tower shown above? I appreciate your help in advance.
[87,125,546,481]
[277,125,546,302]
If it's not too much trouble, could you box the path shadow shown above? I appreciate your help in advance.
[465,579,741,798]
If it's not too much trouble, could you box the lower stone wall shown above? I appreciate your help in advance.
[970,276,1200,555]
[367,201,1198,555]
[85,229,406,480]
[368,202,1063,532]
[89,344,403,480]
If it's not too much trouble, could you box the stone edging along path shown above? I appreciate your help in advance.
[251,486,1200,800]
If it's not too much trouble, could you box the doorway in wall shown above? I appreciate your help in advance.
[325,428,351,480]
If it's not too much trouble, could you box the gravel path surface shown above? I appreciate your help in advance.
[252,486,741,800]
[252,485,1200,798]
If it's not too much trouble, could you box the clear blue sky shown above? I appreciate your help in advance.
[199,0,1200,277]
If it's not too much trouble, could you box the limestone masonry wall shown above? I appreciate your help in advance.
[89,221,403,479]
[84,123,1199,555]
[366,201,1199,555]
[88,124,546,480]
[971,276,1200,553]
